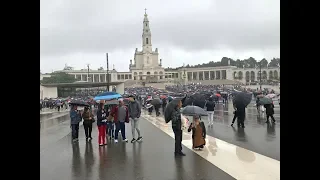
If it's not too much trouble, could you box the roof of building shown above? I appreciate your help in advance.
[41,81,123,88]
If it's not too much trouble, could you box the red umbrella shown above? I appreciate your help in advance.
[160,95,167,99]
[215,94,221,97]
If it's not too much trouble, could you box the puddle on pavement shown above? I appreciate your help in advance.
[40,113,69,130]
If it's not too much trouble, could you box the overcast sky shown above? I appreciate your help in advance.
[40,0,279,73]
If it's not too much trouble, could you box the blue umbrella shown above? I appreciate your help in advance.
[96,92,118,97]
[94,94,122,101]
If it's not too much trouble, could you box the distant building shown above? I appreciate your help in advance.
[50,11,280,85]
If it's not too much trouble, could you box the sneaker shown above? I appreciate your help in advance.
[114,139,118,143]
[131,138,136,143]
[72,139,77,142]
[88,137,92,141]
[99,144,104,146]
[137,137,143,142]
[123,139,128,142]
[104,143,107,146]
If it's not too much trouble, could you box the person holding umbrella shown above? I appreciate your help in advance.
[164,98,186,156]
[70,105,82,142]
[188,114,206,150]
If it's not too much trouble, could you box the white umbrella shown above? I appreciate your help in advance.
[265,94,277,99]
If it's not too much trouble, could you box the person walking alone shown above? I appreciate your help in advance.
[205,97,215,127]
[97,103,108,146]
[264,103,276,123]
[128,95,142,143]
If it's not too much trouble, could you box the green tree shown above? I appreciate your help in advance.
[247,57,257,68]
[260,58,269,68]
[268,58,280,67]
[41,72,76,84]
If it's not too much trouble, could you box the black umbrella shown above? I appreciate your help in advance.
[151,98,161,106]
[164,98,182,123]
[181,105,208,116]
[69,100,90,107]
[233,92,252,107]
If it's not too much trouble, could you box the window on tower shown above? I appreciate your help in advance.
[146,38,149,44]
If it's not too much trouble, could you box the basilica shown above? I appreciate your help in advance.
[48,11,280,86]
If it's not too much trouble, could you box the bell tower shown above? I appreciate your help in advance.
[142,8,152,52]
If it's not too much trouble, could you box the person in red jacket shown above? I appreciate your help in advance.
[110,99,129,143]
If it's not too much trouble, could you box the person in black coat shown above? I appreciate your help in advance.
[235,103,246,128]
[205,98,215,127]
[264,103,276,123]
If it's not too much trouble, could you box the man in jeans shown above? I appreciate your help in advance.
[70,105,82,142]
[110,99,129,143]
[128,95,142,143]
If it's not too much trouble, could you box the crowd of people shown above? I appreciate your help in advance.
[69,95,142,146]
[46,83,279,157]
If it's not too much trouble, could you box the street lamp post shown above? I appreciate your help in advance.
[87,64,90,82]
[259,61,262,90]
[106,53,110,91]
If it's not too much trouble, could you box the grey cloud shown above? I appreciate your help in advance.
[41,0,279,60]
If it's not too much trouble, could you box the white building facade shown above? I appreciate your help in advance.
[129,11,165,82]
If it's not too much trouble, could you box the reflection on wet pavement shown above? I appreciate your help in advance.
[40,103,279,180]
[198,103,280,161]
[142,112,280,180]
[40,112,236,180]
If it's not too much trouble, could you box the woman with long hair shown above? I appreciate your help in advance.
[96,103,108,146]
[82,106,94,141]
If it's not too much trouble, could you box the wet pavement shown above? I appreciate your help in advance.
[40,102,280,180]
[40,113,236,180]
[200,102,280,160]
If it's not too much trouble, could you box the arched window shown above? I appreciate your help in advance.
[146,38,149,44]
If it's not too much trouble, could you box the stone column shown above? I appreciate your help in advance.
[98,74,101,82]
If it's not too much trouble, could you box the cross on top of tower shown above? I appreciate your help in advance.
[144,8,147,15]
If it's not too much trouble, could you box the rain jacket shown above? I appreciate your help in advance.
[110,105,129,123]
[205,101,215,111]
[171,108,182,130]
[82,110,94,124]
[96,108,108,126]
[128,100,141,119]
[70,110,81,125]
[264,104,275,115]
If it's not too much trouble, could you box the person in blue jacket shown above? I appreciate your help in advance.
[70,105,82,142]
